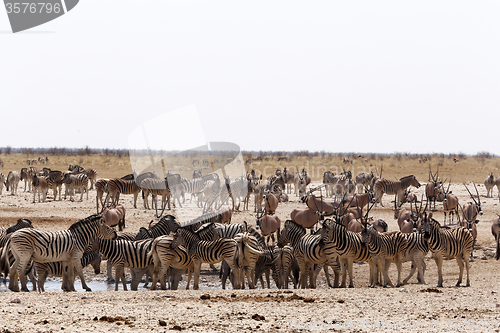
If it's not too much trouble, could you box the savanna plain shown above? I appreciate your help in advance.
[1,152,500,332]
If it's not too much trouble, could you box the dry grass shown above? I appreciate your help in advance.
[0,152,497,184]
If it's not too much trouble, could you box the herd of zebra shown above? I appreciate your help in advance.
[0,161,495,292]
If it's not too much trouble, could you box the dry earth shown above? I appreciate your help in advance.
[1,180,500,332]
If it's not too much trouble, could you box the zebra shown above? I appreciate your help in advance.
[106,178,141,208]
[95,179,108,212]
[361,224,408,287]
[62,172,89,201]
[134,215,180,241]
[0,172,4,195]
[46,170,64,201]
[271,244,299,289]
[32,173,49,203]
[420,212,473,287]
[103,231,136,282]
[1,214,116,292]
[278,220,339,289]
[319,220,373,288]
[485,173,495,198]
[4,170,20,196]
[170,227,242,290]
[35,251,102,292]
[233,232,265,289]
[372,175,421,206]
[355,171,375,194]
[20,168,30,192]
[0,219,33,249]
[79,168,98,190]
[400,232,429,285]
[140,177,171,210]
[149,235,193,290]
[95,237,154,291]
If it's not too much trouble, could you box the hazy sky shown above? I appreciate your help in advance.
[1,1,499,155]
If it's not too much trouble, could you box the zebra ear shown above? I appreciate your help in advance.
[428,212,433,220]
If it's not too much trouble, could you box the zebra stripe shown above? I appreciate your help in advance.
[3,214,116,292]
[271,244,299,289]
[234,231,265,289]
[84,168,97,190]
[361,226,408,287]
[134,215,180,241]
[140,178,171,210]
[320,221,373,288]
[171,227,241,290]
[62,173,89,201]
[5,171,20,195]
[47,170,64,201]
[95,179,108,212]
[421,212,473,287]
[32,174,49,203]
[96,238,154,291]
[35,252,102,292]
[279,220,339,289]
[401,232,429,285]
[149,235,193,290]
[107,178,141,208]
[373,175,420,205]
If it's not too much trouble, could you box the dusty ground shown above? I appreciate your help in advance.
[1,180,500,332]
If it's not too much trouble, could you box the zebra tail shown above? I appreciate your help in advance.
[0,238,11,277]
[496,235,500,260]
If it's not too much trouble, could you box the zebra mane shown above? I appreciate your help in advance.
[399,175,415,181]
[68,214,102,231]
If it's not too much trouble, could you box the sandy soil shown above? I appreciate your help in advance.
[1,181,500,332]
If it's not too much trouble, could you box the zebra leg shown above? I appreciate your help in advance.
[347,258,354,288]
[37,268,48,292]
[16,259,31,292]
[395,255,403,287]
[434,254,444,287]
[131,267,148,291]
[403,260,417,285]
[455,254,465,287]
[382,258,393,287]
[114,266,126,291]
[186,267,192,290]
[106,261,114,282]
[74,259,91,292]
[193,261,202,290]
[264,269,271,289]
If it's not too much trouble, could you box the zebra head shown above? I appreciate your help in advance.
[6,218,33,234]
[420,212,435,241]
[97,221,118,241]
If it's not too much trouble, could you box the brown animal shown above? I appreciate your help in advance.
[394,198,421,233]
[301,190,341,216]
[290,208,320,229]
[103,205,126,231]
[256,212,281,245]
[263,192,279,215]
[426,166,442,211]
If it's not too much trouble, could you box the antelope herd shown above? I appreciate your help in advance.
[0,159,499,293]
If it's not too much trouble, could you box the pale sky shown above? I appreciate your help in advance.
[1,1,499,155]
